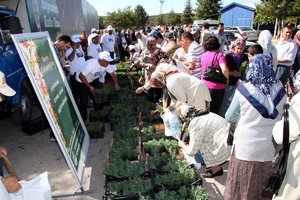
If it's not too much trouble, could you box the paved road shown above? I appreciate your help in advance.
[0,116,113,200]
[0,116,228,200]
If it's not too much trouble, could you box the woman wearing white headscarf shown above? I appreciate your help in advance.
[257,30,278,69]
[224,54,287,200]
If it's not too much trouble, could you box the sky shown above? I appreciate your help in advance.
[86,0,261,16]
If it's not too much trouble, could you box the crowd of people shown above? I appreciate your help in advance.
[1,22,300,199]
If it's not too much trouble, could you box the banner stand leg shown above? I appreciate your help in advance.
[52,187,93,198]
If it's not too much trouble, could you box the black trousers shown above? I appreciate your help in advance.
[70,74,79,105]
[76,79,103,121]
[209,88,225,115]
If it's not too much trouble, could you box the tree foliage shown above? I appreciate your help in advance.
[134,5,149,28]
[165,9,181,26]
[195,0,221,20]
[254,0,300,37]
[106,6,148,30]
[181,0,194,25]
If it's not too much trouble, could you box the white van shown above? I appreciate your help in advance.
[193,19,220,30]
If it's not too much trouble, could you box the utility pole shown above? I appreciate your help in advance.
[159,0,164,25]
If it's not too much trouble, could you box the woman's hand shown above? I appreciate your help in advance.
[178,140,186,148]
[135,87,144,94]
[2,176,21,193]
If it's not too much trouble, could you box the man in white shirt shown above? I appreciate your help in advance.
[215,23,229,52]
[65,34,86,103]
[87,33,102,59]
[276,25,298,86]
[75,51,120,121]
[87,28,98,46]
[100,25,116,59]
[181,32,204,78]
[200,22,214,47]
[135,30,147,55]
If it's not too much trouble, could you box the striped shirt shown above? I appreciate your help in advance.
[187,41,204,79]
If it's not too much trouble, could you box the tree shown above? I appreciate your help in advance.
[134,5,149,28]
[254,0,299,38]
[194,0,221,20]
[181,0,194,25]
[106,6,136,30]
[165,9,181,26]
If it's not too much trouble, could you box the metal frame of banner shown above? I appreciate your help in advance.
[52,187,93,198]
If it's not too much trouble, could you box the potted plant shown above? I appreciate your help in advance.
[86,121,104,139]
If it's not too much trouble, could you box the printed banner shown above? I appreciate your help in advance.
[11,32,89,186]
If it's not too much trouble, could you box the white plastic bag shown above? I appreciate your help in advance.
[161,109,181,139]
[9,172,52,200]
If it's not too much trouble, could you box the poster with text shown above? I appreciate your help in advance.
[11,32,89,187]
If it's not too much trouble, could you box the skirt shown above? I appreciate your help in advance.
[224,152,273,200]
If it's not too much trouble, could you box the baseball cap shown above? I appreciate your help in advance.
[149,29,158,36]
[99,51,113,62]
[0,71,16,96]
[91,28,97,33]
[90,33,99,39]
[107,25,113,31]
[71,34,81,43]
[165,32,174,39]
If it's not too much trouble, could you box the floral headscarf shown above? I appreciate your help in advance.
[232,38,246,49]
[246,54,276,96]
[149,71,166,88]
[146,37,157,52]
[151,49,177,65]
[238,54,286,119]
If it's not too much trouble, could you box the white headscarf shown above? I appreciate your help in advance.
[257,30,278,68]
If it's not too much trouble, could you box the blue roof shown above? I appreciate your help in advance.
[218,2,255,13]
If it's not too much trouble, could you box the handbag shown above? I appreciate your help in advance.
[203,52,227,84]
[263,103,290,195]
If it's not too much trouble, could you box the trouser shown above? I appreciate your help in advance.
[70,74,79,105]
[76,79,103,121]
[209,88,225,115]
[293,48,300,75]
[275,64,291,86]
[0,161,3,177]
[219,84,237,118]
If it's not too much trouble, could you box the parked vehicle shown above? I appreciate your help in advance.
[0,0,98,124]
[193,19,219,30]
[224,30,256,53]
[227,26,260,42]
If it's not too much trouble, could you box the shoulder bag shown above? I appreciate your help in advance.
[203,52,227,84]
[263,103,290,195]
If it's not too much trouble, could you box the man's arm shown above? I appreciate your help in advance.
[67,45,77,61]
[109,72,120,91]
[79,73,95,95]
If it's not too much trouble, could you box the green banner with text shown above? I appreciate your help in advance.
[12,32,89,185]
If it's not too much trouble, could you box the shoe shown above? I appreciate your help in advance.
[202,168,223,178]
[50,136,57,142]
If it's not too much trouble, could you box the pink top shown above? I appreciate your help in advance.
[201,51,227,89]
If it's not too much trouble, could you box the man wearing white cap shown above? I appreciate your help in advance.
[87,28,98,46]
[65,34,86,102]
[0,71,16,102]
[87,33,102,59]
[100,25,116,59]
[75,51,120,121]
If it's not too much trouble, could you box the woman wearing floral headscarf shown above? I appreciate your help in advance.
[139,36,161,83]
[219,38,248,117]
[257,30,278,70]
[224,54,287,200]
